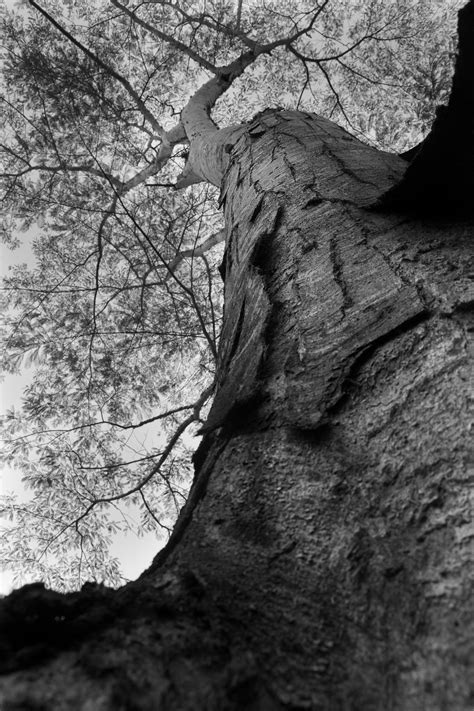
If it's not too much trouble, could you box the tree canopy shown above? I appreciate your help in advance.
[0,0,463,590]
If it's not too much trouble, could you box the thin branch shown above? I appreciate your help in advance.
[3,161,123,187]
[109,0,219,75]
[235,0,243,31]
[52,384,213,537]
[4,403,196,442]
[73,451,162,471]
[27,0,165,135]
[156,1,258,50]
[165,229,224,281]
[139,489,172,534]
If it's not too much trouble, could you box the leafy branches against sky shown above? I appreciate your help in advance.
[0,0,460,590]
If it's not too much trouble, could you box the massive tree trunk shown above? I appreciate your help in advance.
[1,105,472,710]
[2,3,474,701]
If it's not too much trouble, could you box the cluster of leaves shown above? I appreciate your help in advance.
[0,0,461,590]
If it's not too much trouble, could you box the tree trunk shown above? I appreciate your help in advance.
[0,111,472,711]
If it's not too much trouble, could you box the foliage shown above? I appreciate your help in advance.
[0,0,461,590]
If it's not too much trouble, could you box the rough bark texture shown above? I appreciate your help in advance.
[1,105,472,710]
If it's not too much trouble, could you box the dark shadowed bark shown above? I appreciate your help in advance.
[1,6,473,711]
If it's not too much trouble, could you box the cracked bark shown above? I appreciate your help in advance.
[1,109,473,711]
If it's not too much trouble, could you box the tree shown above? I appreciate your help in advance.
[0,0,473,708]
[0,0,463,589]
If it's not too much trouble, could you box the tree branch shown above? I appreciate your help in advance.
[164,230,224,281]
[109,0,219,74]
[27,0,165,135]
[58,384,213,534]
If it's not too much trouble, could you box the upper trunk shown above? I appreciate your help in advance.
[1,111,472,710]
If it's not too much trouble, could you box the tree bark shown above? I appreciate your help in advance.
[1,105,472,711]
